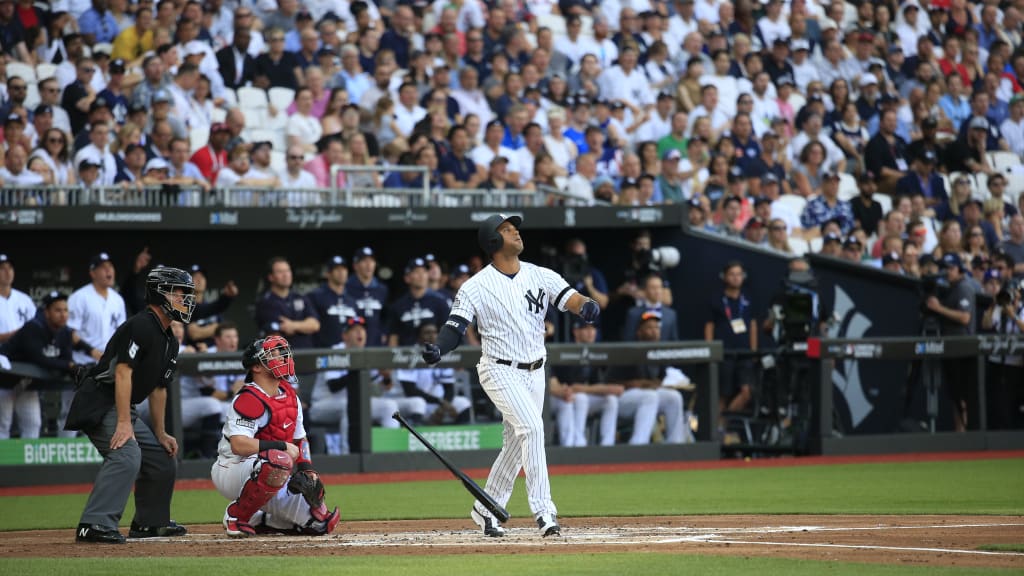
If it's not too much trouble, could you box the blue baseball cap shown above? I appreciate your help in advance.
[353,246,375,262]
[405,257,427,274]
[326,255,347,269]
[940,252,966,272]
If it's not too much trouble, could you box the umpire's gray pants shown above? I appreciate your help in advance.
[79,406,177,530]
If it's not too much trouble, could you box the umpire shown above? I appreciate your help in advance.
[66,267,196,543]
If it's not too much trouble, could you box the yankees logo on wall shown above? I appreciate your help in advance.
[525,288,545,314]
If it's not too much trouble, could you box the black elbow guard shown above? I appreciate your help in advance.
[436,317,468,355]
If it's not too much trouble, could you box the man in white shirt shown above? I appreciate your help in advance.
[757,0,791,48]
[471,119,520,182]
[896,3,925,58]
[789,112,846,170]
[553,14,599,70]
[394,81,427,139]
[1000,94,1024,158]
[65,252,127,437]
[686,84,730,139]
[668,0,700,47]
[280,144,320,206]
[695,0,722,25]
[0,254,35,345]
[0,143,44,187]
[633,92,676,145]
[451,67,493,141]
[74,122,119,186]
[564,152,598,206]
[598,45,654,110]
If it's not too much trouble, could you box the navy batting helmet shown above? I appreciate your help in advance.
[478,213,522,254]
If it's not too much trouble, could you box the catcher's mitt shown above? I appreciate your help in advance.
[287,469,325,509]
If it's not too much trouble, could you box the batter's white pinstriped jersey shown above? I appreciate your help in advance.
[450,262,576,362]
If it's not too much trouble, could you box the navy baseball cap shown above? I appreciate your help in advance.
[189,264,206,275]
[753,195,772,207]
[842,236,862,249]
[353,246,375,262]
[424,253,437,264]
[0,254,10,265]
[882,251,901,265]
[823,232,842,244]
[452,263,470,277]
[984,269,1002,282]
[89,252,112,270]
[42,290,68,307]
[687,196,703,209]
[405,257,427,274]
[940,252,966,271]
[326,255,347,269]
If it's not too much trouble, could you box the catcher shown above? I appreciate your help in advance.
[211,335,340,537]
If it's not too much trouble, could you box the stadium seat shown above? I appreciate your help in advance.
[35,63,57,80]
[989,151,1022,174]
[872,193,892,215]
[248,127,286,151]
[974,172,990,201]
[809,236,824,253]
[239,106,266,128]
[774,194,807,216]
[535,12,566,35]
[237,86,268,109]
[24,84,39,109]
[220,88,237,107]
[1004,174,1024,204]
[270,150,286,173]
[788,236,810,256]
[6,62,35,82]
[268,87,295,111]
[189,129,208,153]
[837,173,858,201]
[211,107,227,123]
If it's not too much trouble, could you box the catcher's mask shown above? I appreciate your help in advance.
[243,336,295,380]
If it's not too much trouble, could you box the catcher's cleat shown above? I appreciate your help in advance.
[536,513,560,537]
[471,506,506,537]
[223,508,255,538]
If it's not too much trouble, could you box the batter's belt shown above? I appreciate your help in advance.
[494,358,545,371]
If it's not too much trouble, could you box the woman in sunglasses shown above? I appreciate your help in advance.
[29,127,76,186]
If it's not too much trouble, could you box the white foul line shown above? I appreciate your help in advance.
[676,538,1024,557]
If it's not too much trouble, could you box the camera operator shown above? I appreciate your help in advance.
[616,229,679,307]
[924,253,977,432]
[981,277,1024,430]
[760,258,828,449]
[561,238,610,310]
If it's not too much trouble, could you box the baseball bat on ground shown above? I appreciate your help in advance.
[392,411,510,523]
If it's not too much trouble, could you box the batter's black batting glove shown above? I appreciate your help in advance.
[580,299,600,323]
[422,342,442,365]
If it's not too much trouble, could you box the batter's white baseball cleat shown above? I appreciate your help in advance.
[536,513,560,537]
[471,506,507,537]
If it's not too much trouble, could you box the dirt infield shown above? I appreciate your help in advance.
[3,515,1022,569]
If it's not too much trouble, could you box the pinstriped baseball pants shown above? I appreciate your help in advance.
[475,359,556,519]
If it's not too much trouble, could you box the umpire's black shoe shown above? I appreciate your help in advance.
[128,520,188,538]
[75,523,126,544]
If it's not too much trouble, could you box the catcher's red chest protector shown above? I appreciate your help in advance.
[233,383,300,442]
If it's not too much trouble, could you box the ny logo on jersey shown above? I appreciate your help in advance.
[524,288,545,314]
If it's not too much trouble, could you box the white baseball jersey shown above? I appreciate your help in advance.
[0,288,35,335]
[67,284,126,365]
[450,262,576,362]
[449,261,578,523]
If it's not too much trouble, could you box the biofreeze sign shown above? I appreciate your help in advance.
[371,424,503,453]
[1,438,102,465]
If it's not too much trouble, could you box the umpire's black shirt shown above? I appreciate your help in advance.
[88,308,178,405]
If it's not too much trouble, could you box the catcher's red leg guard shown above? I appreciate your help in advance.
[225,450,293,537]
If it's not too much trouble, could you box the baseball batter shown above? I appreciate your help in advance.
[422,214,600,537]
[212,335,340,537]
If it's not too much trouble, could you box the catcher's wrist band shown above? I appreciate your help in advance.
[259,440,288,452]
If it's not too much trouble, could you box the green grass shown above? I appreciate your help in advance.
[2,458,1022,531]
[2,555,1020,576]
[979,544,1024,553]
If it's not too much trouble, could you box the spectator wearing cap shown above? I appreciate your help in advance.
[881,250,904,273]
[653,149,684,204]
[110,3,153,62]
[344,247,389,347]
[386,258,449,347]
[699,50,745,119]
[254,256,320,350]
[957,92,1010,151]
[599,45,654,112]
[0,290,78,439]
[801,170,854,235]
[896,149,947,207]
[850,172,883,237]
[1,112,29,155]
[1000,93,1024,158]
[189,122,230,183]
[986,173,1019,223]
[480,154,518,192]
[757,0,791,48]
[841,236,864,263]
[947,116,997,175]
[306,256,359,349]
[999,215,1024,276]
[94,57,130,125]
[113,142,148,184]
[816,232,841,256]
[742,216,768,245]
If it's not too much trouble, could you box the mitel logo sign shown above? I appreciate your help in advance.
[914,342,945,355]
[209,211,238,225]
[315,354,351,370]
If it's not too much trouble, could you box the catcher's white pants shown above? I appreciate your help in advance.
[211,456,314,530]
[551,393,618,447]
[475,358,555,520]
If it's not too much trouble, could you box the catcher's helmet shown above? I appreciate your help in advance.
[145,267,196,324]
[477,213,523,254]
[242,335,295,380]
